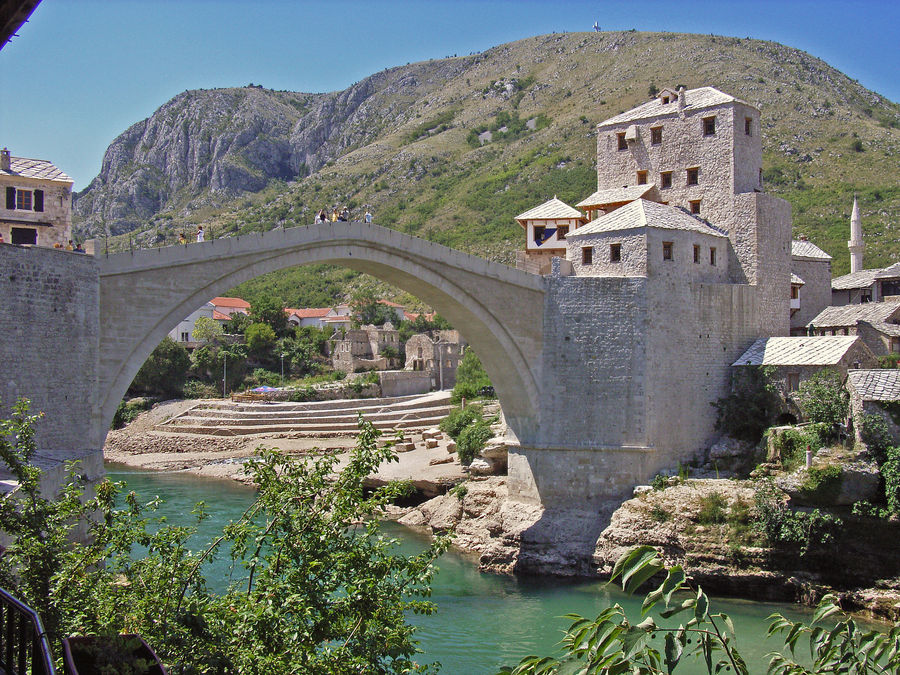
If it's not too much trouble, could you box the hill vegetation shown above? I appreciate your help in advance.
[74,31,900,307]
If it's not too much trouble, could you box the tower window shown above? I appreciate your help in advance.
[557,225,569,240]
[660,171,672,189]
[636,170,648,185]
[745,117,752,136]
[710,247,717,266]
[533,226,545,244]
[662,242,673,261]
[610,243,621,262]
[686,167,699,186]
[650,126,662,145]
[662,96,670,104]
[617,132,627,150]
[689,200,701,215]
[693,245,700,264]
[582,246,593,265]
[703,116,716,136]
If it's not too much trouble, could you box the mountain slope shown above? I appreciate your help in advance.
[74,31,900,304]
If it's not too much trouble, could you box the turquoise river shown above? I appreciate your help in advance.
[107,464,821,674]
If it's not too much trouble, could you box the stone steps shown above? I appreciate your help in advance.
[157,392,453,437]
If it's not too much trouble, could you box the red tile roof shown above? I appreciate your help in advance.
[212,310,231,321]
[285,307,331,318]
[211,296,250,309]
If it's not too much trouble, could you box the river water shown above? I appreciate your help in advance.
[106,464,817,674]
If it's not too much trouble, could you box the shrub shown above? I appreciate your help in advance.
[795,370,848,427]
[450,348,492,404]
[129,337,191,399]
[883,446,900,515]
[879,353,900,369]
[243,368,280,388]
[111,398,153,430]
[768,423,829,470]
[648,504,670,522]
[439,405,484,440]
[860,412,893,465]
[457,420,493,464]
[182,379,221,399]
[753,479,841,555]
[713,366,781,443]
[697,492,728,524]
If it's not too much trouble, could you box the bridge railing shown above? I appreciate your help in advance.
[0,587,56,674]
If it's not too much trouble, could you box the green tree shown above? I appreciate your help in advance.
[249,296,289,336]
[350,289,396,327]
[129,337,191,398]
[0,401,448,673]
[191,315,224,343]
[450,348,493,404]
[795,369,849,427]
[225,311,252,335]
[245,322,277,361]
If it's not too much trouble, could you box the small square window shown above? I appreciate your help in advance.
[662,241,673,261]
[617,132,627,151]
[15,190,32,211]
[710,247,717,266]
[533,225,545,244]
[745,117,752,136]
[660,171,672,189]
[610,243,621,262]
[703,116,716,136]
[686,167,699,186]
[650,127,662,145]
[557,225,569,240]
[689,200,701,215]
[662,96,670,104]
[636,170,648,185]
[582,246,593,265]
[693,245,700,264]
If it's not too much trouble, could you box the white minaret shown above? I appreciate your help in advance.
[848,196,864,273]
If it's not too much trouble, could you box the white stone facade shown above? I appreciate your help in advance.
[0,149,73,248]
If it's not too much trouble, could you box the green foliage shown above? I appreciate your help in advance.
[350,289,396,327]
[182,379,220,399]
[457,420,493,464]
[878,353,900,369]
[883,446,900,515]
[753,479,841,555]
[449,483,468,501]
[768,423,829,470]
[129,337,191,399]
[714,366,781,443]
[0,403,448,673]
[224,311,252,335]
[696,492,728,525]
[248,296,289,336]
[397,314,451,343]
[245,322,277,359]
[402,109,459,144]
[500,545,900,675]
[243,368,280,388]
[648,505,670,523]
[450,348,492,404]
[439,404,484,440]
[860,412,893,465]
[191,315,224,343]
[795,370,849,427]
[111,398,153,430]
[647,83,659,97]
[799,465,843,505]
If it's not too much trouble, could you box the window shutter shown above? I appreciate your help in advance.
[5,187,15,210]
[33,189,44,212]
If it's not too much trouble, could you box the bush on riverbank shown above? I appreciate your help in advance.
[0,398,447,674]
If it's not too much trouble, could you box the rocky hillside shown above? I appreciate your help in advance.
[74,31,900,302]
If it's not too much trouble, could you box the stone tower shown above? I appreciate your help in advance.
[848,196,864,273]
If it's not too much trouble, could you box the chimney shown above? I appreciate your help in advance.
[677,87,686,116]
[0,148,10,171]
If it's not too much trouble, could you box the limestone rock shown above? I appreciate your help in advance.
[429,455,453,466]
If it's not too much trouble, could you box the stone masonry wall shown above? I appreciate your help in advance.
[791,257,832,333]
[0,175,73,248]
[0,245,101,471]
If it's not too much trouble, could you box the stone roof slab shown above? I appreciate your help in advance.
[733,336,861,367]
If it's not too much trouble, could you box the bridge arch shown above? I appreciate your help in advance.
[96,222,546,448]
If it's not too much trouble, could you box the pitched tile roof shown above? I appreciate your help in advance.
[212,310,231,321]
[808,302,900,328]
[847,369,900,402]
[285,307,330,319]
[211,296,250,309]
[875,262,900,280]
[598,87,748,128]
[832,269,880,291]
[733,336,862,367]
[791,239,832,260]
[515,197,584,222]
[1,155,72,183]
[791,273,805,286]
[567,199,727,238]
[576,184,657,209]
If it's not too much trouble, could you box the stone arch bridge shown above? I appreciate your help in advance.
[97,221,547,458]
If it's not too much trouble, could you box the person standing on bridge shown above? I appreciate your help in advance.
[331,208,338,222]
[196,226,204,242]
[339,207,350,222]
[364,209,373,224]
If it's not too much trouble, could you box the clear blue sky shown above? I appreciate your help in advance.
[1,0,897,190]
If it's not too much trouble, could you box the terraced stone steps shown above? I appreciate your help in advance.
[157,392,453,437]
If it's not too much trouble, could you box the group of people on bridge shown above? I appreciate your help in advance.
[315,207,373,224]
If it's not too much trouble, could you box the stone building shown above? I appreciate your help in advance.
[807,302,900,356]
[404,330,466,390]
[0,148,73,247]
[331,323,401,373]
[512,86,792,476]
[790,236,832,335]
[847,369,900,445]
[733,335,877,394]
[831,198,900,306]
